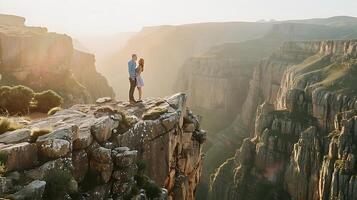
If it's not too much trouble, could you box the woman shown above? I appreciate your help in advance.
[136,58,145,102]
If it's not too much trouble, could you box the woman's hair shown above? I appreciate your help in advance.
[138,58,144,71]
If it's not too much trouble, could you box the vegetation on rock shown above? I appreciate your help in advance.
[0,85,63,115]
[33,90,64,113]
[0,117,23,135]
[47,107,62,115]
[0,85,34,115]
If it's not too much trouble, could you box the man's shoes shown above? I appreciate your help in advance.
[129,100,137,105]
[137,100,143,103]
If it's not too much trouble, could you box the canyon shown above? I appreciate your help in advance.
[1,12,357,200]
[209,40,357,200]
[176,17,357,199]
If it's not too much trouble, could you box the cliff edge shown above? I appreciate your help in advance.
[0,93,206,200]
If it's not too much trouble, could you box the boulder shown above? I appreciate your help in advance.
[0,176,13,194]
[25,158,72,180]
[192,130,206,144]
[142,106,168,120]
[36,126,75,159]
[89,147,113,183]
[6,180,46,200]
[91,116,118,143]
[113,150,138,168]
[96,97,112,104]
[72,150,88,182]
[73,119,94,150]
[0,142,38,172]
[38,138,70,159]
[0,129,31,144]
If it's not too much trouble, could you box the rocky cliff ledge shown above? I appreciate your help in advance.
[0,93,206,200]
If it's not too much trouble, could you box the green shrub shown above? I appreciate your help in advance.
[0,117,23,135]
[0,85,34,115]
[136,160,147,173]
[33,90,63,113]
[47,107,62,115]
[145,181,162,199]
[44,169,73,199]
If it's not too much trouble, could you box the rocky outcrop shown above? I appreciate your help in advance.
[276,40,357,132]
[0,14,114,104]
[209,39,357,200]
[0,93,206,199]
[240,42,318,132]
[0,14,25,26]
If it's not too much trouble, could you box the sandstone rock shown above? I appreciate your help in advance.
[73,119,94,150]
[89,147,113,183]
[0,129,31,144]
[183,123,195,132]
[192,130,206,144]
[6,180,46,200]
[86,183,111,200]
[25,158,72,180]
[72,150,88,182]
[113,150,137,168]
[36,126,74,145]
[284,126,321,200]
[0,142,38,172]
[142,106,169,120]
[91,116,118,143]
[0,176,13,194]
[96,97,112,104]
[112,167,136,183]
[38,138,70,159]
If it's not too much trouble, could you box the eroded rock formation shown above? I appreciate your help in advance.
[0,93,206,200]
[0,14,114,104]
[210,39,357,200]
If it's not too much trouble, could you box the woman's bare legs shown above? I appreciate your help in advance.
[137,87,142,101]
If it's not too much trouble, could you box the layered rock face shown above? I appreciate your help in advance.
[239,41,320,131]
[178,57,250,117]
[0,93,206,199]
[209,40,357,200]
[0,15,114,104]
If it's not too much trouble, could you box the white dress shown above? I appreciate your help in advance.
[136,67,144,87]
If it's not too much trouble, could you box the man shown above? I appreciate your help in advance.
[128,54,137,104]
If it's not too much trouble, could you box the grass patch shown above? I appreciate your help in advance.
[47,107,62,115]
[0,117,23,135]
[29,127,52,142]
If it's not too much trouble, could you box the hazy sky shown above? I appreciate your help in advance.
[0,0,356,36]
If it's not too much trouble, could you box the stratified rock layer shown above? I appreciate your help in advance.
[0,93,205,200]
[210,40,357,200]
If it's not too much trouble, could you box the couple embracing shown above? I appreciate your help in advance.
[128,54,145,104]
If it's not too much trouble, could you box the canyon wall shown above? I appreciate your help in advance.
[209,39,357,200]
[0,15,114,104]
[0,93,206,200]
